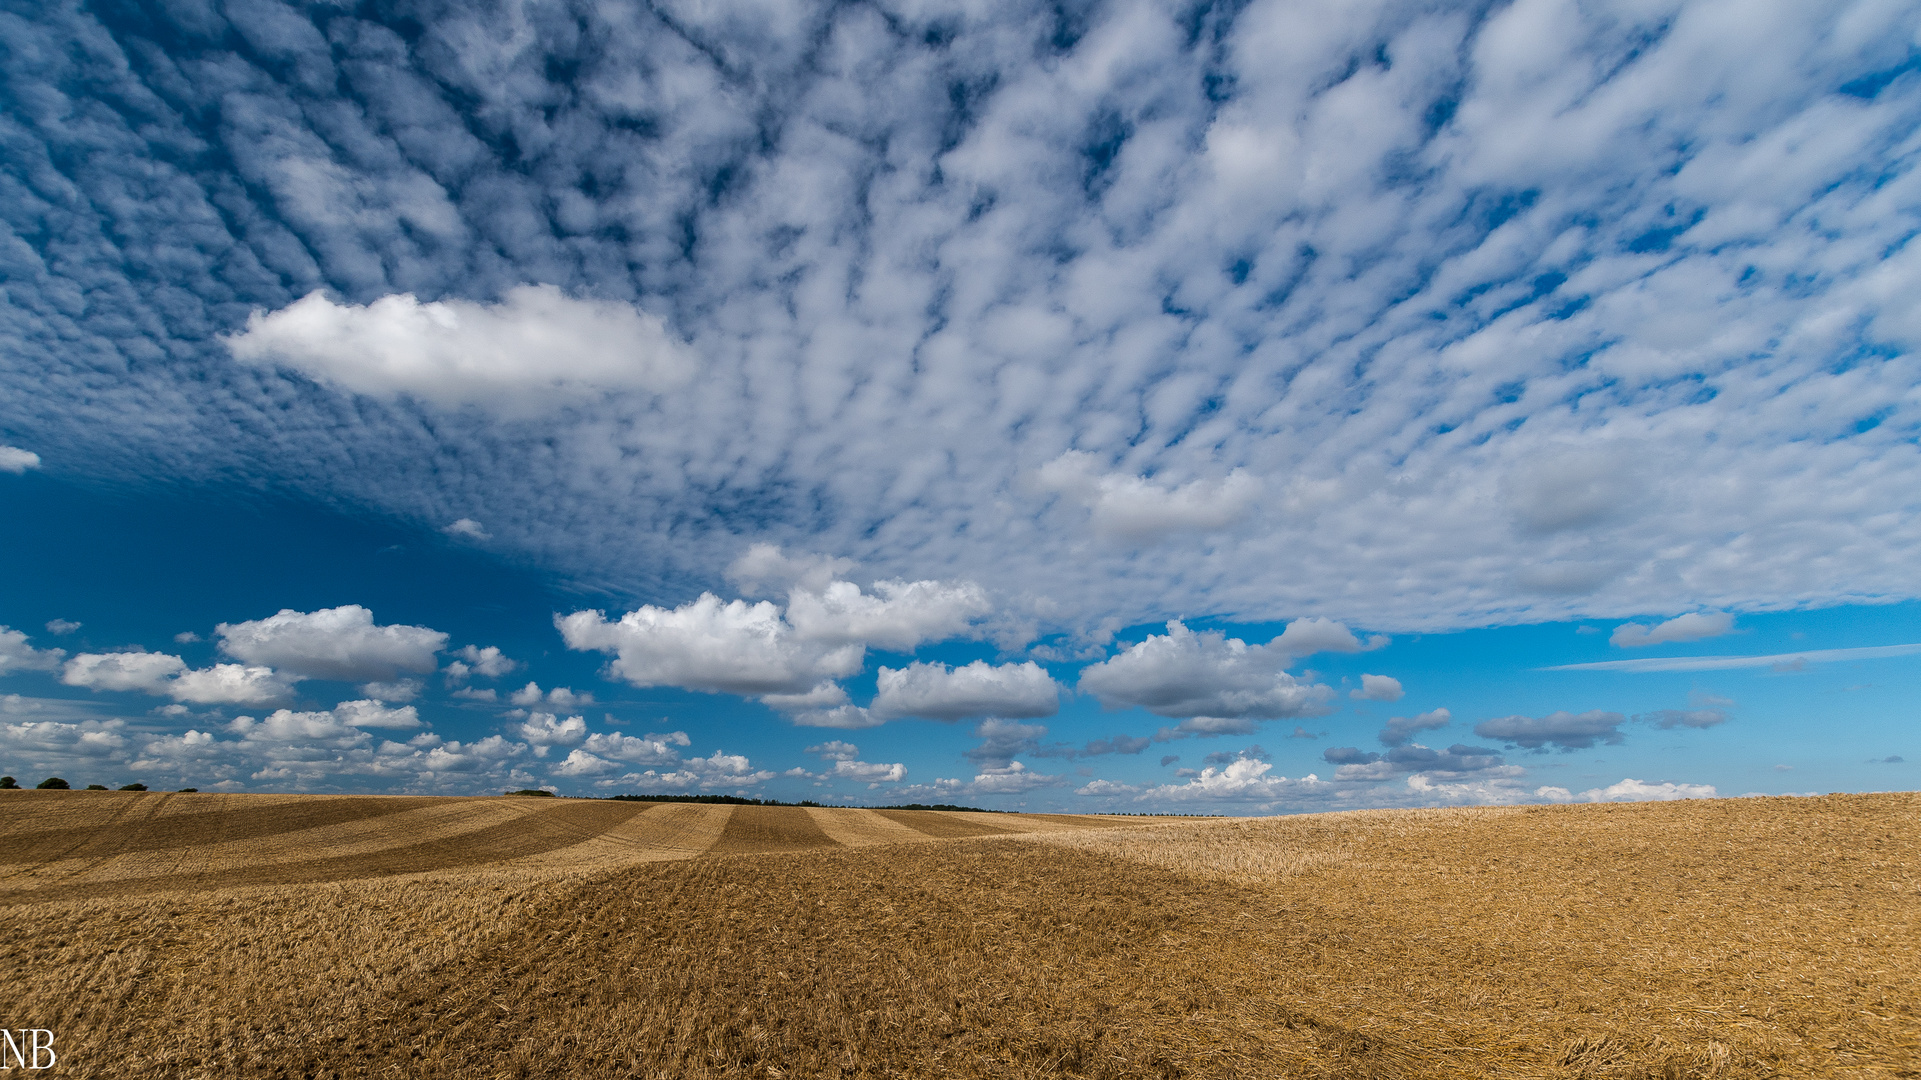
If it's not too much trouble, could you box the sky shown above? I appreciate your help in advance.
[0,0,1915,811]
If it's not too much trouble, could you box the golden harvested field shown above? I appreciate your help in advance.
[0,791,1914,1078]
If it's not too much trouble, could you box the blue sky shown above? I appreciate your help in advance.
[0,0,1915,810]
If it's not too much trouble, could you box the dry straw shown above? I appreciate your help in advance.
[0,790,1913,1078]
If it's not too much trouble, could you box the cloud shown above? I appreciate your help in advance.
[229,710,369,745]
[1575,778,1718,802]
[1379,707,1451,747]
[551,749,619,777]
[965,761,1063,794]
[1154,716,1262,739]
[725,545,857,596]
[1272,618,1383,657]
[805,740,860,761]
[558,595,863,696]
[0,628,65,675]
[452,645,517,678]
[783,704,888,730]
[226,286,693,413]
[1545,644,1921,673]
[1474,710,1627,751]
[167,665,294,705]
[5,0,1921,655]
[513,712,588,752]
[963,718,1050,768]
[1139,758,1330,802]
[508,682,594,709]
[1349,743,1510,780]
[330,699,422,730]
[760,682,851,713]
[62,651,294,705]
[581,730,689,766]
[1609,612,1736,648]
[783,579,994,651]
[1202,745,1268,766]
[611,750,776,791]
[1503,449,1645,534]
[1075,779,1140,797]
[1078,621,1334,720]
[443,518,490,541]
[1635,708,1728,729]
[0,447,40,474]
[1073,734,1153,757]
[1324,736,1509,781]
[44,619,80,636]
[217,606,447,681]
[1036,452,1261,538]
[871,661,1059,722]
[826,758,907,784]
[359,679,421,702]
[1350,674,1403,701]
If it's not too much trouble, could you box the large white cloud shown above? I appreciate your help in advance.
[558,594,863,695]
[1077,621,1335,720]
[226,286,693,411]
[61,652,294,705]
[0,447,39,474]
[217,606,447,682]
[0,627,64,675]
[782,578,994,651]
[871,660,1060,722]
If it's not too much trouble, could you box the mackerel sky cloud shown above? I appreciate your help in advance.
[0,0,1916,807]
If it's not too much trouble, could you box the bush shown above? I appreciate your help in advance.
[507,788,555,797]
[36,777,70,790]
[85,784,108,790]
[176,787,198,793]
[0,776,16,790]
[118,783,147,791]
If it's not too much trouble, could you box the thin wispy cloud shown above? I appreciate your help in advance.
[1544,643,1921,673]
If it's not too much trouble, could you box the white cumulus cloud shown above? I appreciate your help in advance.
[1078,621,1334,720]
[62,652,295,705]
[218,606,447,682]
[783,578,993,651]
[226,285,694,412]
[1576,778,1718,802]
[871,660,1060,722]
[0,446,40,474]
[558,595,863,696]
[0,627,65,675]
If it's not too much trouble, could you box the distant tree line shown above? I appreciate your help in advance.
[0,777,186,791]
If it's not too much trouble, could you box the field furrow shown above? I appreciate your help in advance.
[0,792,1910,1078]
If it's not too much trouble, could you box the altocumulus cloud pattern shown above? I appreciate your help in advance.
[4,0,1919,633]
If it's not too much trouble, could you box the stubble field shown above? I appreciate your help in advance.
[0,790,1914,1078]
